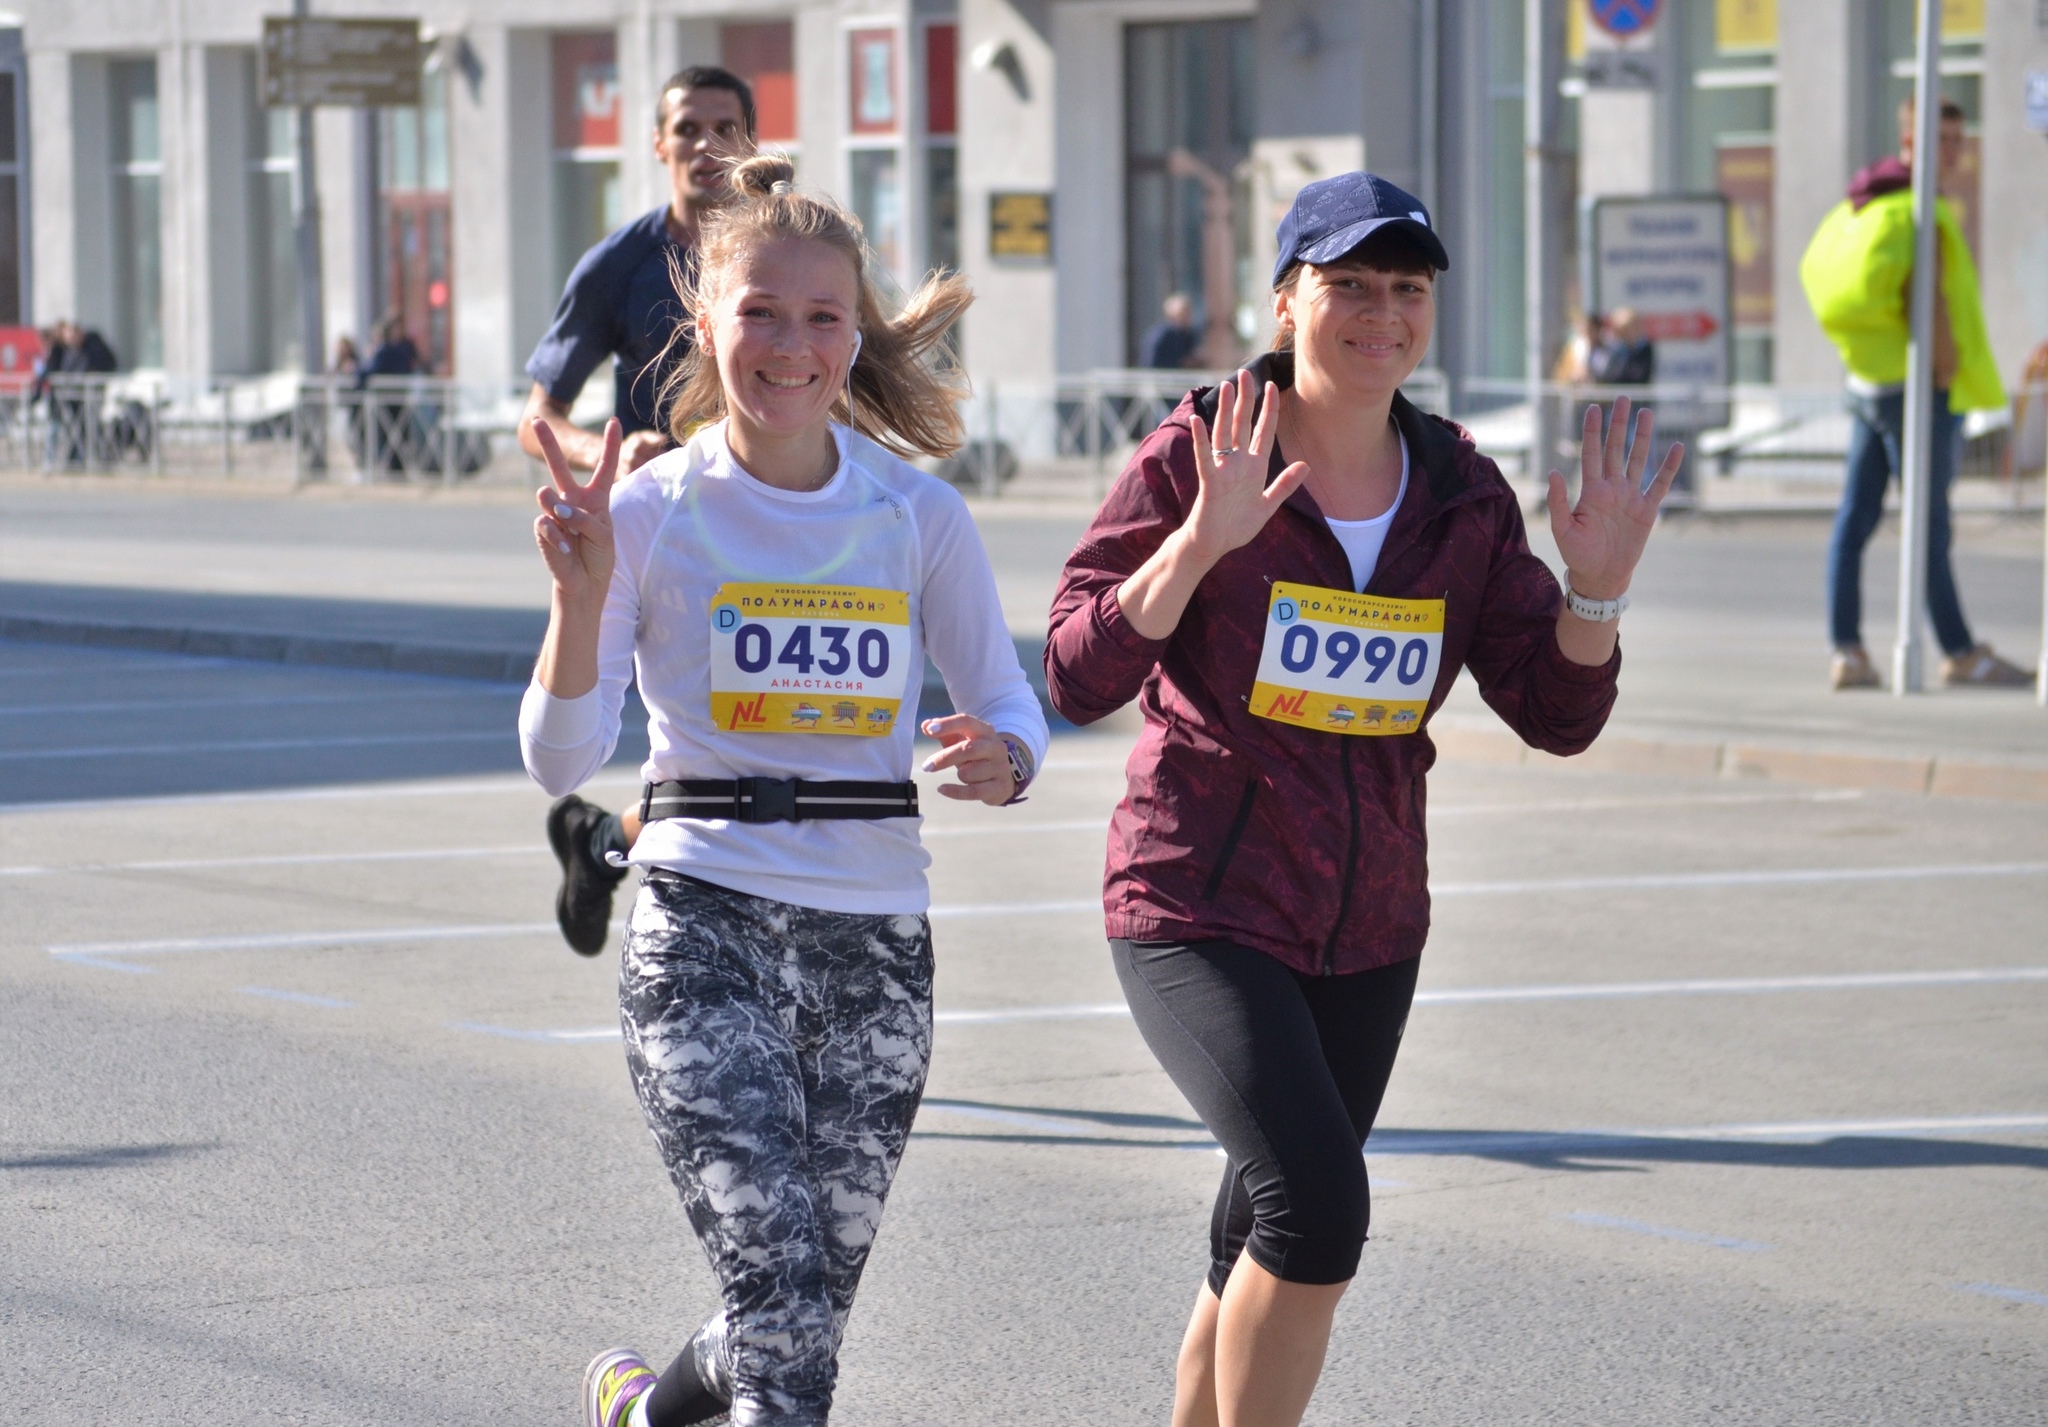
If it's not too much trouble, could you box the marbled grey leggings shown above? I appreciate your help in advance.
[620,870,934,1427]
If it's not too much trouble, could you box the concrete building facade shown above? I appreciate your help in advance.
[9,1,2048,415]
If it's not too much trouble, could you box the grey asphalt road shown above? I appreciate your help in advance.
[2,637,2044,1425]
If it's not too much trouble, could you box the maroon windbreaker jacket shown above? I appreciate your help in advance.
[1045,352,1621,976]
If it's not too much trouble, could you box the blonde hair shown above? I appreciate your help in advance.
[659,153,971,458]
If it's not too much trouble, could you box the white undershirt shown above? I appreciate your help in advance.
[1322,429,1409,592]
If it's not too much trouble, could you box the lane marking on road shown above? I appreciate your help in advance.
[237,986,353,1009]
[0,730,515,763]
[923,820,1110,839]
[49,923,558,958]
[3,844,545,877]
[447,1022,618,1043]
[1432,861,2048,896]
[927,899,1100,919]
[1428,789,1863,816]
[935,1002,1129,1024]
[0,687,518,718]
[0,773,643,817]
[1564,1212,1771,1253]
[0,652,242,677]
[1957,1282,2048,1308]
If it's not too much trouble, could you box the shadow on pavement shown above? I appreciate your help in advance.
[1,1141,219,1171]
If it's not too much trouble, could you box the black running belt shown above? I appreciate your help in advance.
[641,777,919,824]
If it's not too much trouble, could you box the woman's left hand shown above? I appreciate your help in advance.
[919,715,1016,805]
[1548,397,1683,600]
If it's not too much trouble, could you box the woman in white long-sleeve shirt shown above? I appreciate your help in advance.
[518,154,1049,1427]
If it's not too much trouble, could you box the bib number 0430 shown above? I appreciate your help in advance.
[1250,581,1444,736]
[708,582,913,736]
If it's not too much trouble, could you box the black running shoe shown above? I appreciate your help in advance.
[546,795,629,956]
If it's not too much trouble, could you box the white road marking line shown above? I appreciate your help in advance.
[1429,789,1863,815]
[0,688,516,718]
[49,923,558,958]
[935,1002,1128,1024]
[1631,1112,2048,1141]
[0,730,513,763]
[0,773,643,816]
[446,1022,617,1043]
[237,986,353,1009]
[1957,1282,2048,1307]
[3,844,544,877]
[1432,861,2048,896]
[927,899,1099,919]
[0,653,241,676]
[1411,966,2048,1004]
[922,820,1110,839]
[1564,1212,1771,1252]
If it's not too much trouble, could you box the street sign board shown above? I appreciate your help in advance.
[1584,194,1731,430]
[1582,48,1661,90]
[989,192,1052,262]
[1587,0,1661,39]
[261,17,421,108]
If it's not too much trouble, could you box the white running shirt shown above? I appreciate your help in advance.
[1321,429,1409,592]
[518,422,1049,915]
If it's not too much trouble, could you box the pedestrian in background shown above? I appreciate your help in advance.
[1142,292,1204,371]
[1046,171,1681,1427]
[518,66,756,478]
[1800,97,2030,690]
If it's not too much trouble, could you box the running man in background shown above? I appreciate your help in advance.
[517,65,758,475]
[1800,96,2029,691]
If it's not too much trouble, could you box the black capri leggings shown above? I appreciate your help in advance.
[1112,939,1419,1294]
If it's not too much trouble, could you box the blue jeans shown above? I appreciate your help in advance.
[1826,390,1973,656]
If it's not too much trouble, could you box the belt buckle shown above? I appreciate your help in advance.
[739,776,799,823]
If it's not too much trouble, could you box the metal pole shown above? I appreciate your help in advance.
[1523,0,1564,492]
[293,0,328,475]
[1893,0,1942,695]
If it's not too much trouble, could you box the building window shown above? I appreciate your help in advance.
[110,58,161,370]
[1684,0,1776,382]
[847,26,902,274]
[923,22,958,274]
[553,32,622,296]
[247,63,299,373]
[1125,19,1255,368]
[379,65,453,373]
[722,21,797,147]
[0,66,24,327]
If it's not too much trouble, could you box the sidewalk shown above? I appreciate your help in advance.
[2,473,2042,798]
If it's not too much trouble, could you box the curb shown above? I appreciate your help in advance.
[0,614,536,684]
[1430,724,2048,804]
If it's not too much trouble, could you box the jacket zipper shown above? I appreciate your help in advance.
[1201,776,1262,902]
[1321,745,1360,974]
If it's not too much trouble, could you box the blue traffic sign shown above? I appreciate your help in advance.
[1588,0,1661,39]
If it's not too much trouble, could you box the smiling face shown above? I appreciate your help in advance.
[1275,257,1435,402]
[698,236,862,446]
[655,86,751,207]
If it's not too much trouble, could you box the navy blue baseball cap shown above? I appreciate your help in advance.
[1272,171,1450,287]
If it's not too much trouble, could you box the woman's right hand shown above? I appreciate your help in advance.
[1181,368,1311,563]
[532,417,620,606]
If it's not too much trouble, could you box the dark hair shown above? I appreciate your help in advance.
[1271,224,1442,295]
[1898,96,1967,128]
[657,65,756,137]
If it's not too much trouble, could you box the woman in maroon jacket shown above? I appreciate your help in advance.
[1045,172,1681,1427]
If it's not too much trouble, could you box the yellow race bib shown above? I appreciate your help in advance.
[1250,581,1444,735]
[708,582,913,736]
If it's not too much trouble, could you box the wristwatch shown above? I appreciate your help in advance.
[998,734,1036,803]
[1563,582,1630,623]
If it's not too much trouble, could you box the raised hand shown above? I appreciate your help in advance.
[1547,397,1682,602]
[1181,369,1312,562]
[533,416,621,607]
[919,714,1016,805]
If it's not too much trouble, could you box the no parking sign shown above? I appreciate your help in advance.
[1587,0,1661,40]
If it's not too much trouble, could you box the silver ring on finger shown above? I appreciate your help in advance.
[1212,446,1238,458]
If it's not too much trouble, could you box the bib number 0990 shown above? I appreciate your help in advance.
[1277,626,1431,687]
[731,623,891,680]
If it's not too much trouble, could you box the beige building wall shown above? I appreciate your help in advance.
[1980,2,2048,387]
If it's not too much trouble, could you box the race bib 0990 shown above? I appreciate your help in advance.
[708,582,914,736]
[1250,581,1444,736]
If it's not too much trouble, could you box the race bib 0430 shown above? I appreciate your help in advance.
[1250,581,1444,736]
[708,582,913,736]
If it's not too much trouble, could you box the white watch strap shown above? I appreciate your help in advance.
[1563,584,1630,622]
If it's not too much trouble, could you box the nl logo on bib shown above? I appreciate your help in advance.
[1251,581,1443,736]
[708,582,913,736]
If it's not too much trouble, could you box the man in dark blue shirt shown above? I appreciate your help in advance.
[519,66,755,474]
[1139,293,1202,370]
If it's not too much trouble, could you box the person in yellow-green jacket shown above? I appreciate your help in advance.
[1800,97,2031,690]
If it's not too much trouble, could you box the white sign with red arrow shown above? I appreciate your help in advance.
[1586,194,1731,428]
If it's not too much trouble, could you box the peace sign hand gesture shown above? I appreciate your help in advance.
[532,417,621,609]
[1547,397,1683,602]
[1181,369,1312,563]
